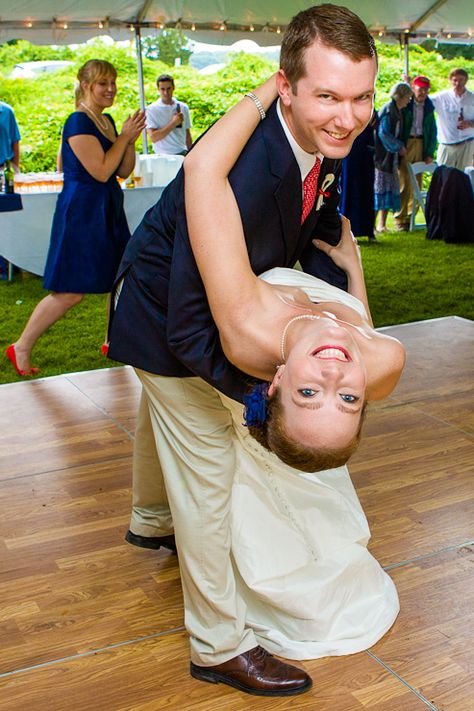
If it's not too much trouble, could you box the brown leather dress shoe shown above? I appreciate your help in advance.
[190,645,312,696]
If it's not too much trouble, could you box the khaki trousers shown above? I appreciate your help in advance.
[131,369,257,666]
[394,137,424,224]
[437,140,474,171]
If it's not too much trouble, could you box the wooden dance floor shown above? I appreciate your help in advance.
[0,316,473,711]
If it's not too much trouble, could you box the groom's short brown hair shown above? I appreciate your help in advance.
[280,4,377,90]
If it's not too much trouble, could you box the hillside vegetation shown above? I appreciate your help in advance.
[1,38,473,172]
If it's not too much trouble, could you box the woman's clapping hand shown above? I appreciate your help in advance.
[121,110,147,144]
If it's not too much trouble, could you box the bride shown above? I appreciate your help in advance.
[184,74,405,473]
[182,75,404,658]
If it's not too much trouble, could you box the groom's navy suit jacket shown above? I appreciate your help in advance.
[108,101,346,403]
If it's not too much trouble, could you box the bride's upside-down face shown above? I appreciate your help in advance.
[269,319,367,449]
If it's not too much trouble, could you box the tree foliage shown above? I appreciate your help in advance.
[0,37,473,172]
[142,30,193,66]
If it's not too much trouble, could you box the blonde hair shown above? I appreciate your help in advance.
[75,59,117,107]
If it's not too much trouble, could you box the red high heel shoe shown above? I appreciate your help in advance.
[5,344,40,377]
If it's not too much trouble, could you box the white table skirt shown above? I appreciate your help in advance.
[0,186,163,277]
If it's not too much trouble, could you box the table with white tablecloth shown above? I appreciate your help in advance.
[0,186,163,276]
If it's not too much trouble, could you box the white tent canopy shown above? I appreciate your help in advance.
[0,1,473,46]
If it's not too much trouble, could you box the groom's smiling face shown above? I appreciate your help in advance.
[277,40,376,158]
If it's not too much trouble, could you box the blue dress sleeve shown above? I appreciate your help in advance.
[63,111,99,139]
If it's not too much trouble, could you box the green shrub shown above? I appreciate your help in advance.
[0,37,473,171]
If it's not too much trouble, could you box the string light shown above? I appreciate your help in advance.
[22,17,472,41]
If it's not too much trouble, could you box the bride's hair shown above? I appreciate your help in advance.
[247,388,367,472]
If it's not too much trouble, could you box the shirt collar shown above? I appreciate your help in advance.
[276,99,323,180]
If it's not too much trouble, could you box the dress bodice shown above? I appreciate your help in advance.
[259,267,368,320]
[61,111,117,185]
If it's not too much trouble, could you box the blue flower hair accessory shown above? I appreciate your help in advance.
[243,382,269,428]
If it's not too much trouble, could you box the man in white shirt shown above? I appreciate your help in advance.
[431,68,474,170]
[146,74,192,156]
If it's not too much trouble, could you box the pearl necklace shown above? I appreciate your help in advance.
[279,314,320,363]
[80,102,109,131]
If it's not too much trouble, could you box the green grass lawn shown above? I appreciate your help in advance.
[0,229,472,385]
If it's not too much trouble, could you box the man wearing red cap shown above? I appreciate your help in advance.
[394,75,437,231]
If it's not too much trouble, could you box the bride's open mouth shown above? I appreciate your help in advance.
[311,345,352,361]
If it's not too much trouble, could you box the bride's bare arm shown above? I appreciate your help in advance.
[184,75,278,339]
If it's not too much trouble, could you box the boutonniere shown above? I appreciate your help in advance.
[315,173,335,211]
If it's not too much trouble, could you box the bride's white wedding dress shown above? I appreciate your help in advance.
[221,268,399,660]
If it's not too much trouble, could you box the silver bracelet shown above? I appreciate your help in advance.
[244,92,266,121]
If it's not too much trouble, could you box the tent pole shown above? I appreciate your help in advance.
[403,33,410,79]
[134,24,148,155]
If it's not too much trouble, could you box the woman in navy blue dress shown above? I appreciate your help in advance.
[6,60,146,376]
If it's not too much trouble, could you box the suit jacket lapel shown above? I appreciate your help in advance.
[261,104,340,264]
[261,102,301,264]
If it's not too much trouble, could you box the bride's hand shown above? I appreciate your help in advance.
[312,216,362,274]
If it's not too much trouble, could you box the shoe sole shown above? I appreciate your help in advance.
[190,665,312,696]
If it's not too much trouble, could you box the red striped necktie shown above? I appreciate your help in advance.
[301,157,321,224]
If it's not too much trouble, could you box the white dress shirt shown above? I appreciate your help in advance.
[276,99,324,196]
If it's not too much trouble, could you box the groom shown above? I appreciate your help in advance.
[109,4,377,697]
